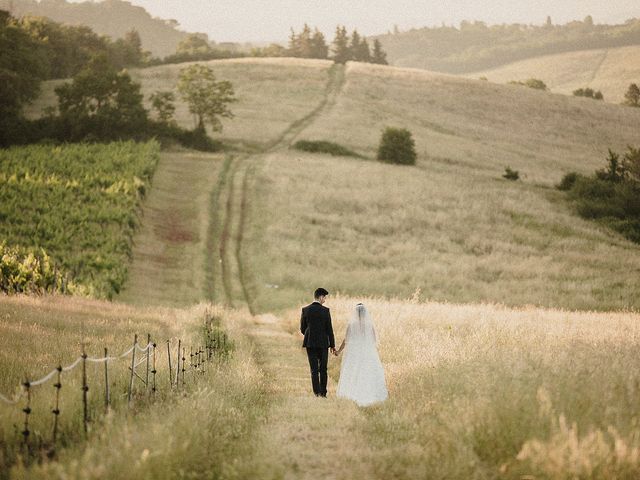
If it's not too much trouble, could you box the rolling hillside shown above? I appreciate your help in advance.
[467,45,640,103]
[25,58,640,313]
[8,57,640,478]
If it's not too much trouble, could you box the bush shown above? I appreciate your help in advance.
[559,148,640,243]
[377,127,417,165]
[509,78,548,91]
[293,140,361,157]
[573,87,604,100]
[557,171,580,191]
[503,167,520,180]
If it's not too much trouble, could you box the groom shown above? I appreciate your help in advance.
[300,287,336,397]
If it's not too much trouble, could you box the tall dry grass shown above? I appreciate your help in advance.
[468,45,640,104]
[247,149,640,313]
[24,58,333,148]
[281,295,640,479]
[0,294,269,479]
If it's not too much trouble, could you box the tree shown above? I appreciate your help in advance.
[177,64,236,132]
[596,149,626,183]
[624,83,640,107]
[310,28,329,59]
[176,33,212,56]
[331,25,350,64]
[149,91,175,124]
[54,54,147,136]
[622,146,640,184]
[371,39,388,65]
[0,10,48,145]
[350,32,371,62]
[377,127,417,165]
[109,29,147,67]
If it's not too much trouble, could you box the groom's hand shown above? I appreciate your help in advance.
[330,347,337,356]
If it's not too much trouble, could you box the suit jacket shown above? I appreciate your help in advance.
[300,302,335,349]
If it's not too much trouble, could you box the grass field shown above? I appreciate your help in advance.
[6,57,640,478]
[467,45,640,104]
[277,296,640,479]
[245,61,640,313]
[0,294,265,479]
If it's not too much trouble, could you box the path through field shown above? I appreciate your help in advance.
[118,63,374,478]
[248,313,375,479]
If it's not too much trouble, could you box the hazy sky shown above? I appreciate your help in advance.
[107,0,640,43]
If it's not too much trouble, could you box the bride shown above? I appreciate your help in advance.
[335,303,388,406]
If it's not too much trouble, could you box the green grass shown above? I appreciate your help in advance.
[0,141,160,299]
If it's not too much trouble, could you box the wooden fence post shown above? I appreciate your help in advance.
[151,342,157,397]
[81,345,89,436]
[22,379,31,449]
[181,347,186,387]
[128,334,138,407]
[104,348,110,414]
[167,340,173,388]
[175,339,181,390]
[145,333,151,391]
[52,366,62,443]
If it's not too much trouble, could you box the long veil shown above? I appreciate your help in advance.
[337,302,388,406]
[346,303,376,346]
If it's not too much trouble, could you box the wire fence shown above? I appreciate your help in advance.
[0,307,230,454]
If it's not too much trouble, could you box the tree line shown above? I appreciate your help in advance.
[252,24,388,65]
[379,16,640,73]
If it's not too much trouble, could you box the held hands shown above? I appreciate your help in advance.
[331,347,339,356]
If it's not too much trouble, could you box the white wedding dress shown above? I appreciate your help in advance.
[336,303,388,407]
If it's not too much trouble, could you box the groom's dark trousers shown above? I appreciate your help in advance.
[301,301,335,397]
[306,347,329,396]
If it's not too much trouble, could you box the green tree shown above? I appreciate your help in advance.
[0,10,47,145]
[176,33,212,56]
[351,32,371,62]
[596,149,626,183]
[110,29,147,67]
[623,146,640,184]
[371,39,388,65]
[624,83,640,107]
[377,127,417,165]
[177,64,236,132]
[310,28,329,59]
[331,25,350,64]
[55,54,147,137]
[149,91,176,124]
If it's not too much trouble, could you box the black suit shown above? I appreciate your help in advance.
[300,301,335,396]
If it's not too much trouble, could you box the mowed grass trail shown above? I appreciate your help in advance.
[467,45,640,104]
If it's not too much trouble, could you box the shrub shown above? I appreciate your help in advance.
[503,167,520,180]
[509,78,548,91]
[377,127,417,165]
[559,148,640,243]
[573,87,604,100]
[293,140,361,157]
[557,171,580,191]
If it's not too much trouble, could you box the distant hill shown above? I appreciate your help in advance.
[466,45,640,104]
[375,17,640,74]
[0,0,189,57]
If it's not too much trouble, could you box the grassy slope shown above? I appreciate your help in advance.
[0,295,270,480]
[246,61,640,312]
[466,45,640,104]
[116,151,226,308]
[9,57,640,478]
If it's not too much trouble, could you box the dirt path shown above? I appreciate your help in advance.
[246,313,375,479]
[211,63,348,313]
